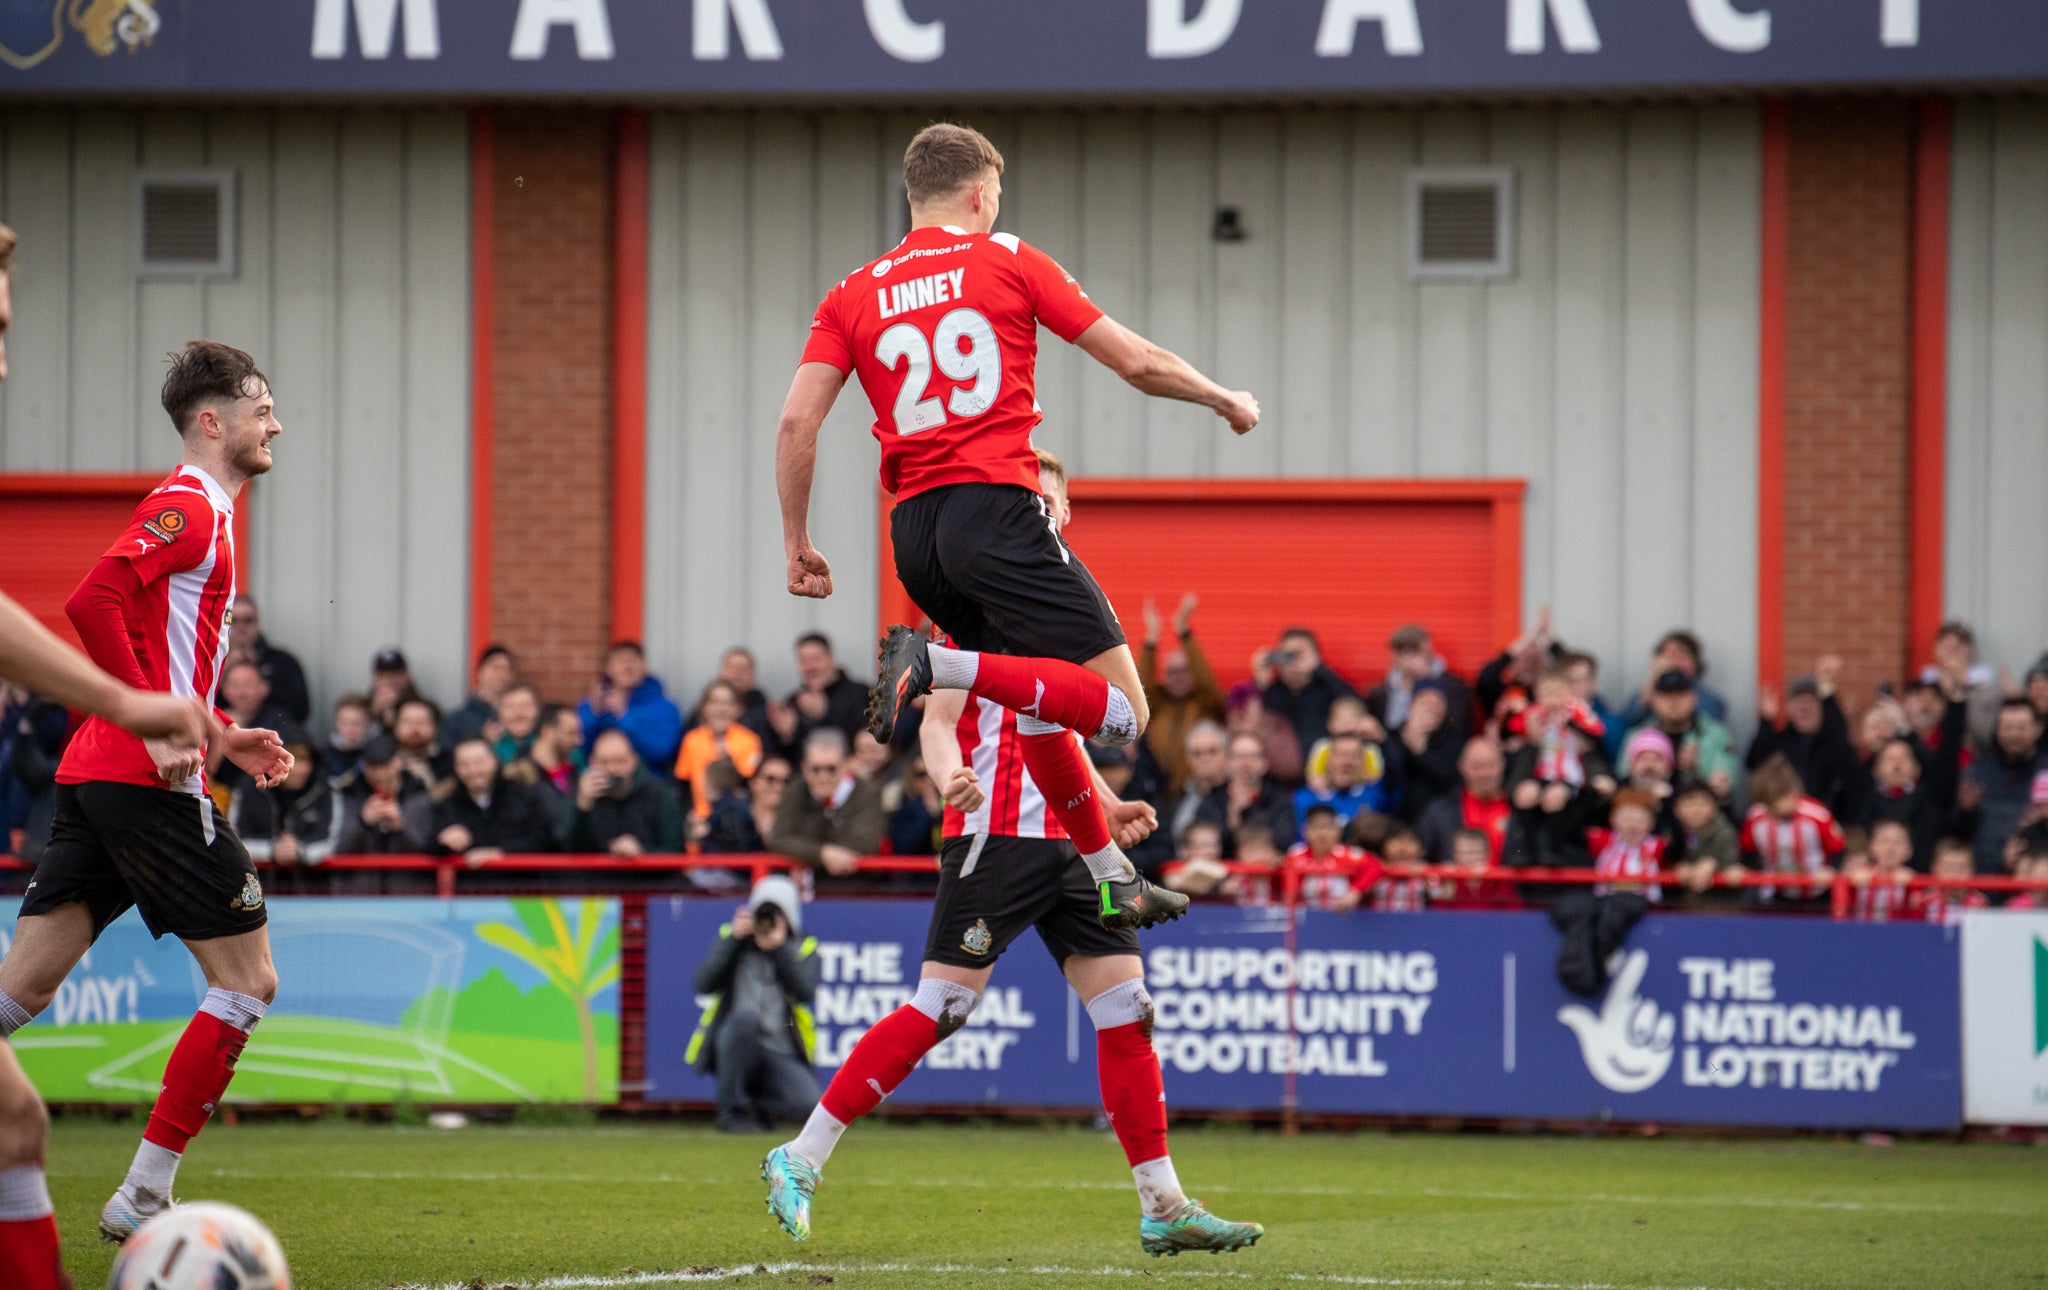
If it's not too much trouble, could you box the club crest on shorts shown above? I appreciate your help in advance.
[230,873,264,911]
[961,918,993,957]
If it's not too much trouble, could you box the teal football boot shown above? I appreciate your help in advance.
[761,1145,820,1242]
[1140,1200,1264,1257]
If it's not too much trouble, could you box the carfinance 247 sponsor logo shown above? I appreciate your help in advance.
[1559,950,1917,1096]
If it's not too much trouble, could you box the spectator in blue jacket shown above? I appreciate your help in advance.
[579,640,684,769]
[1617,630,1729,731]
[1293,732,1394,839]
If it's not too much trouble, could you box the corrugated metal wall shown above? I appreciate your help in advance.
[0,109,472,718]
[1947,101,2048,673]
[645,106,1761,713]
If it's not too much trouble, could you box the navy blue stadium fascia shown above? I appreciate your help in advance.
[2,0,2045,99]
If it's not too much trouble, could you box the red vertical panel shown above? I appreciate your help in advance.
[1058,480,1525,689]
[1908,98,1951,662]
[876,488,917,634]
[611,109,650,645]
[468,109,497,666]
[1757,101,1790,694]
[0,476,165,645]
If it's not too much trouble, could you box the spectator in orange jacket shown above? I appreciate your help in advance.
[677,680,765,818]
[1138,592,1227,798]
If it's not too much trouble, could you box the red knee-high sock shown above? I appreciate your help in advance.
[0,1216,62,1290]
[1018,731,1113,856]
[959,653,1110,738]
[1098,1022,1169,1168]
[819,1004,941,1124]
[143,1010,250,1153]
[0,1162,64,1290]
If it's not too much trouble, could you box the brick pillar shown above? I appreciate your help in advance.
[1780,100,1914,702]
[488,109,618,704]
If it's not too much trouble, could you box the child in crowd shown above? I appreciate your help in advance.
[2006,845,2048,910]
[1161,819,1231,897]
[1585,788,1666,902]
[1507,662,1614,865]
[1285,804,1381,911]
[1222,823,1287,907]
[1916,837,1990,923]
[1370,827,1428,911]
[1844,820,1916,922]
[1672,780,1741,901]
[1619,727,1680,836]
[1432,826,1522,910]
[1740,754,1844,903]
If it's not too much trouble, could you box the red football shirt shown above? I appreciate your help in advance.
[941,691,1070,842]
[800,224,1104,500]
[58,465,238,795]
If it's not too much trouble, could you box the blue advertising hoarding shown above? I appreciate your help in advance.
[644,900,1962,1131]
[2,0,2043,100]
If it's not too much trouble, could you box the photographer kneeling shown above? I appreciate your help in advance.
[687,875,821,1132]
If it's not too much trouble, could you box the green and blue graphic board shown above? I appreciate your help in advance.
[3,896,620,1104]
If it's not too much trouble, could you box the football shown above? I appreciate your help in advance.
[106,1202,291,1290]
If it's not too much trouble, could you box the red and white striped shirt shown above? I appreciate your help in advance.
[58,465,237,795]
[1586,828,1665,902]
[1739,797,1844,900]
[1282,843,1382,911]
[941,692,1069,841]
[1846,874,1915,922]
[1914,886,1989,925]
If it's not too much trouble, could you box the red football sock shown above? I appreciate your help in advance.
[0,1215,64,1290]
[1018,731,1113,856]
[143,1010,249,1153]
[1098,1021,1169,1168]
[959,652,1111,738]
[818,1004,941,1123]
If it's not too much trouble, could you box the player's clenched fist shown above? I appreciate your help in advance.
[942,766,984,813]
[786,545,834,600]
[1219,391,1260,435]
[145,738,206,785]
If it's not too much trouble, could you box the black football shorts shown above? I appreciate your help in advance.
[21,782,267,941]
[923,833,1140,970]
[890,481,1126,665]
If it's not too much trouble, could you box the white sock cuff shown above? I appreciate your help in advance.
[200,987,267,1034]
[0,1164,52,1221]
[927,643,980,691]
[0,988,34,1039]
[1093,686,1138,747]
[1016,713,1065,737]
[1086,978,1152,1030]
[908,978,981,1025]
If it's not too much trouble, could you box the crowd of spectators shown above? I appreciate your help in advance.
[5,594,2046,920]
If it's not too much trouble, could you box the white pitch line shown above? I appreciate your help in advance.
[398,1260,1748,1290]
[96,1167,2005,1216]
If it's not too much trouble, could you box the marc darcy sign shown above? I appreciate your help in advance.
[3,0,2044,97]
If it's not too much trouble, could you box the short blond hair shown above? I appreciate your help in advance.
[1032,445,1066,491]
[904,123,1004,207]
[0,222,16,275]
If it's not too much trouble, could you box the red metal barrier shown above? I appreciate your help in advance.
[6,851,2044,913]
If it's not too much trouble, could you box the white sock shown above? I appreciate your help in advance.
[1081,842,1136,885]
[0,988,34,1039]
[926,643,980,691]
[124,1140,181,1196]
[0,1164,52,1220]
[1133,1156,1187,1219]
[199,987,267,1034]
[788,1106,849,1170]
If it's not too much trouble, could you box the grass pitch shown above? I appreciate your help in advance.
[47,1118,2037,1289]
